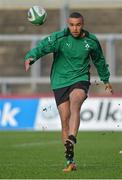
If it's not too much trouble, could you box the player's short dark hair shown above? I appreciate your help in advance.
[69,12,84,19]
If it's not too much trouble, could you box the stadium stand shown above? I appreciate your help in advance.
[0,0,122,9]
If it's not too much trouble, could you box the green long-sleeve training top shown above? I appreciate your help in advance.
[25,28,110,90]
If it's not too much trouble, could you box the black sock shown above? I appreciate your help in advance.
[64,140,74,163]
[68,135,77,144]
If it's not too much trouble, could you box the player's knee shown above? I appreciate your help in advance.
[70,100,82,112]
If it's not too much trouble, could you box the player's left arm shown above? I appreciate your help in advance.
[90,39,113,95]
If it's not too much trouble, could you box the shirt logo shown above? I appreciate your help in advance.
[66,43,71,48]
[84,40,90,50]
[48,36,51,42]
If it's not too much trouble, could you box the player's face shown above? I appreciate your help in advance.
[68,17,84,37]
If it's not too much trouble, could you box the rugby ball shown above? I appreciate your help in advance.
[27,6,47,25]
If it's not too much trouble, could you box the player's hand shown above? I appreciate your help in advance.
[105,83,113,95]
[24,58,34,72]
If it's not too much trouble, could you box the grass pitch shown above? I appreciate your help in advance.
[0,131,122,179]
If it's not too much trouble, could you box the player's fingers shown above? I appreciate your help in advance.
[24,61,30,72]
[110,88,113,94]
[105,86,113,95]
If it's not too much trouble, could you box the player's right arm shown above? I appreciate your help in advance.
[24,35,57,71]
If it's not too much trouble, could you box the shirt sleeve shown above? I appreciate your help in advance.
[24,34,57,63]
[90,39,110,83]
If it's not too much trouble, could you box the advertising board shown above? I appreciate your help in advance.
[0,96,122,131]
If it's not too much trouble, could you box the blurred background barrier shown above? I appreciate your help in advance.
[0,0,122,95]
[0,33,121,94]
[0,96,122,131]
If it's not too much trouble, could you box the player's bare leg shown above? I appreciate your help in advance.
[58,101,70,143]
[57,89,87,172]
[69,88,86,136]
[63,88,87,172]
[58,100,76,172]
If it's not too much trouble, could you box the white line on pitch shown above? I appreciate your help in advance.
[13,140,60,148]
